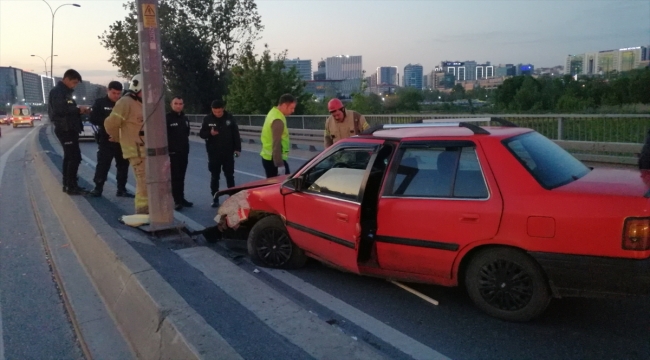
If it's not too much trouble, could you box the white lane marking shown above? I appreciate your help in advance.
[0,125,38,360]
[260,268,451,360]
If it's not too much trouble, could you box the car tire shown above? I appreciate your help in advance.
[30,122,34,127]
[12,124,16,128]
[465,248,551,322]
[247,216,307,269]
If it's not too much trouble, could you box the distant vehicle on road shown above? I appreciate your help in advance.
[79,115,97,142]
[0,114,9,125]
[10,104,33,128]
[32,113,43,121]
[213,118,650,322]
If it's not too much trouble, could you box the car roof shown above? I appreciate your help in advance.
[368,125,532,140]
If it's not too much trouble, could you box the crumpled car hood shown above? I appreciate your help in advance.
[216,175,288,197]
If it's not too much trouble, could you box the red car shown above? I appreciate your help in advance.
[214,118,650,322]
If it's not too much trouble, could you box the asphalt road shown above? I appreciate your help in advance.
[1,119,648,360]
[73,123,650,360]
[0,122,84,359]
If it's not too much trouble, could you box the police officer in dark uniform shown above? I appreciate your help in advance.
[48,69,89,195]
[89,81,134,198]
[199,100,241,207]
[166,96,193,210]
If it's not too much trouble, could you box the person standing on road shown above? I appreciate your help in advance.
[324,98,369,148]
[199,100,241,207]
[104,74,147,214]
[166,96,193,211]
[48,69,90,195]
[260,94,296,178]
[89,81,134,198]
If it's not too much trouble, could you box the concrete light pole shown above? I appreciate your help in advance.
[41,0,80,80]
[136,0,174,229]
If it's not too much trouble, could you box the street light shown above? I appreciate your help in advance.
[30,54,57,76]
[41,0,80,79]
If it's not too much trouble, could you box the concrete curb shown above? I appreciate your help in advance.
[30,129,242,359]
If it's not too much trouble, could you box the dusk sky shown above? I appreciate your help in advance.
[1,0,648,85]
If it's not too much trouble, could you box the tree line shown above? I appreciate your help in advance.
[101,1,649,115]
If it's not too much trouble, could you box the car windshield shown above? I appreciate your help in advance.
[503,132,590,189]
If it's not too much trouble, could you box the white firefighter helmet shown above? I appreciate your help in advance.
[129,74,143,93]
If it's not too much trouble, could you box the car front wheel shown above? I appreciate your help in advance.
[465,248,551,322]
[247,216,307,269]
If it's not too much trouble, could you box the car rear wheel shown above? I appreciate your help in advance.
[247,216,307,269]
[465,248,551,322]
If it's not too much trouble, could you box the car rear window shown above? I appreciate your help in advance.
[503,132,590,189]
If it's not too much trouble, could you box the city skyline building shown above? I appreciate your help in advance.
[377,66,398,85]
[403,64,423,89]
[565,45,649,76]
[283,58,312,81]
[441,61,494,81]
[0,66,104,107]
[313,60,326,81]
[325,55,363,80]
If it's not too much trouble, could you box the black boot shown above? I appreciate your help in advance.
[90,183,103,197]
[116,188,135,198]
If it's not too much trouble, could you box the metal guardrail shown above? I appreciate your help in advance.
[188,114,650,165]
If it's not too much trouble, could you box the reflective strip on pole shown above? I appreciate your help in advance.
[136,0,174,228]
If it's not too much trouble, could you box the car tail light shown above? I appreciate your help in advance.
[623,218,650,251]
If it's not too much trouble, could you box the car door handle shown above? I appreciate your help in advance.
[461,213,479,222]
[337,213,349,222]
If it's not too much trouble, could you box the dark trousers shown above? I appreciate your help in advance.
[208,153,235,196]
[94,141,129,190]
[262,158,290,178]
[55,130,81,188]
[170,152,189,204]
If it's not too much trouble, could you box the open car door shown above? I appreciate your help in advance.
[283,140,384,273]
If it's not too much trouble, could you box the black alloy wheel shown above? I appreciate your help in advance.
[465,248,551,322]
[477,258,533,311]
[247,216,307,269]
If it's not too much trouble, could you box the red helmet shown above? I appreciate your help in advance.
[327,98,344,112]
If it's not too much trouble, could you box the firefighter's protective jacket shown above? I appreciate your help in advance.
[104,93,144,159]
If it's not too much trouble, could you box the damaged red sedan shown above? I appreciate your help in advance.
[213,118,650,322]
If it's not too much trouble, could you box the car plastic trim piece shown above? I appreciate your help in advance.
[286,221,356,249]
[376,235,459,252]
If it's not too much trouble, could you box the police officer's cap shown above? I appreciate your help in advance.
[211,100,225,109]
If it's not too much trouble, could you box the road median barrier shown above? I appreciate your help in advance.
[30,129,242,360]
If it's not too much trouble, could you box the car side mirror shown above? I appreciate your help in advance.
[280,176,304,196]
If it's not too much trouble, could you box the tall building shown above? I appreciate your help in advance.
[516,64,535,76]
[495,64,517,77]
[41,75,55,102]
[565,46,649,76]
[0,67,48,105]
[313,60,326,81]
[283,58,312,81]
[376,66,398,85]
[403,64,423,89]
[325,55,362,80]
[442,61,494,81]
[0,66,103,106]
[22,71,44,104]
[0,67,19,106]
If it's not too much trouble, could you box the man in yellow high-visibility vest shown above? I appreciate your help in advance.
[260,94,296,178]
